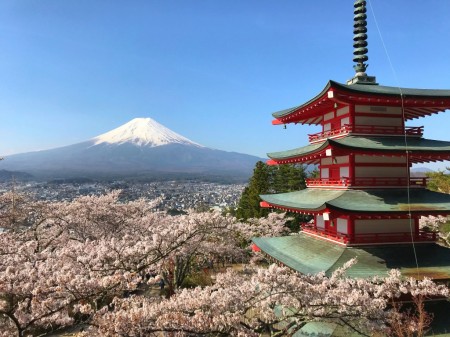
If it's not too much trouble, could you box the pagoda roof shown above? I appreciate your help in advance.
[272,80,450,124]
[267,136,450,164]
[260,188,450,215]
[252,233,450,279]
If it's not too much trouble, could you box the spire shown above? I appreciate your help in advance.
[347,0,377,85]
[353,0,368,74]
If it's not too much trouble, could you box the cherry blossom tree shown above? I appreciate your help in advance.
[84,260,449,337]
[0,191,47,230]
[0,191,253,336]
[155,211,291,294]
[419,215,450,247]
[1,191,448,337]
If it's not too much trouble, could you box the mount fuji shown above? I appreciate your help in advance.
[92,117,203,148]
[0,118,263,181]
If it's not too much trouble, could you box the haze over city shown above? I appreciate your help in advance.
[1,1,450,170]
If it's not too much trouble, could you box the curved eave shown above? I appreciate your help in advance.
[267,141,329,165]
[267,136,450,165]
[260,189,343,213]
[260,188,450,215]
[272,80,450,124]
[330,136,450,163]
[252,233,450,280]
[260,189,342,215]
[331,80,450,98]
[272,81,334,125]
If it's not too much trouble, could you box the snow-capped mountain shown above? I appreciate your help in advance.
[0,118,263,181]
[92,118,203,147]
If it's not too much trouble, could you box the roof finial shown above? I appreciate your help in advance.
[347,0,377,85]
[353,0,368,75]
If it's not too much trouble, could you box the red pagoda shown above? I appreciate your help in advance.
[253,0,450,282]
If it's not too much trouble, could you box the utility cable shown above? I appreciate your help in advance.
[367,0,420,276]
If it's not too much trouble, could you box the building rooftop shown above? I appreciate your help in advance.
[253,233,450,279]
[272,80,450,124]
[267,136,450,164]
[260,188,450,215]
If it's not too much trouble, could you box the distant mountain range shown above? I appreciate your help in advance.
[410,167,434,177]
[0,169,34,182]
[0,118,264,182]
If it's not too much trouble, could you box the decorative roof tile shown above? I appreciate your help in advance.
[267,136,450,161]
[253,233,450,279]
[272,81,450,121]
[260,188,450,214]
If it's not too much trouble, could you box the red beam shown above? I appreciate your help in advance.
[272,119,283,125]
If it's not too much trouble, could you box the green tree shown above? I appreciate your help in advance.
[271,164,306,193]
[236,162,309,221]
[426,168,450,194]
[236,161,270,219]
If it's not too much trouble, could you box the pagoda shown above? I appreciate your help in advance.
[253,0,450,282]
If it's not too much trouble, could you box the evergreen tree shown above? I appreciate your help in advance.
[236,161,270,219]
[236,162,308,221]
[285,164,307,191]
[270,164,307,193]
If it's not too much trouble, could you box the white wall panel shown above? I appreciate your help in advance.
[337,106,350,116]
[355,105,402,114]
[340,117,350,126]
[355,156,406,164]
[337,218,348,234]
[354,219,413,234]
[324,111,335,121]
[340,166,349,178]
[355,116,402,126]
[355,167,407,177]
[316,215,325,229]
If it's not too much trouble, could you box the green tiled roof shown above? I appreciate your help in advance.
[261,189,344,211]
[332,80,450,97]
[273,80,450,119]
[253,234,345,275]
[292,302,450,336]
[252,233,450,279]
[268,142,326,160]
[333,136,450,152]
[260,188,450,214]
[268,136,450,160]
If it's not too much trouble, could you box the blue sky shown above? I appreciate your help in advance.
[1,1,450,169]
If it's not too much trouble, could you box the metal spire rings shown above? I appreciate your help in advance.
[353,0,368,75]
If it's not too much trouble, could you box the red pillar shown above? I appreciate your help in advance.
[349,153,355,186]
[414,217,419,238]
[347,216,355,243]
[349,104,355,130]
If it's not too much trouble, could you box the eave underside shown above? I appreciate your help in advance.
[267,136,450,165]
[252,233,450,279]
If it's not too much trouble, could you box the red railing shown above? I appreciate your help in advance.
[308,125,423,143]
[405,126,424,136]
[301,223,437,244]
[306,177,427,188]
[301,223,349,243]
[351,125,424,136]
[353,177,427,187]
[352,231,437,244]
[308,125,351,143]
[306,177,350,187]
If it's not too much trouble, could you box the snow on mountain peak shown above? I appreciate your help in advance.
[92,117,203,147]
